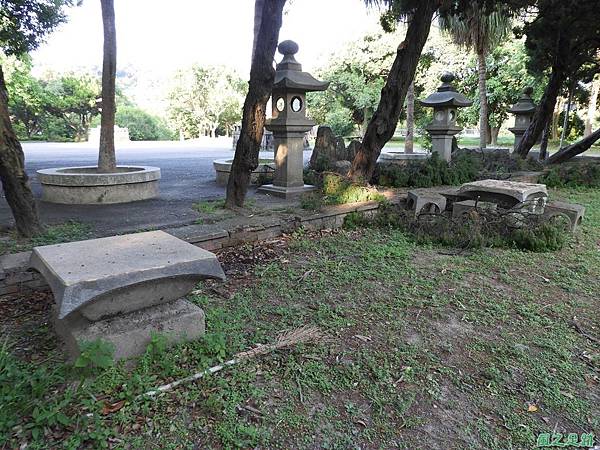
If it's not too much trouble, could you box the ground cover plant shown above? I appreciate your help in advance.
[0,187,598,449]
[301,172,386,210]
[0,221,93,256]
[540,161,600,189]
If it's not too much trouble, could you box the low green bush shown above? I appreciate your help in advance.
[539,162,600,188]
[364,203,568,253]
[301,173,386,210]
[374,152,481,188]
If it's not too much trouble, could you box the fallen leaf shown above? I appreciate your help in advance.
[353,335,372,343]
[102,400,125,415]
[527,404,538,412]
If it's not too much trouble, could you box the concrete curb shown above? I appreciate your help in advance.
[0,198,395,296]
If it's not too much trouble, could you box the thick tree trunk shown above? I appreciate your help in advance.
[516,67,564,158]
[405,81,415,154]
[98,0,117,173]
[584,76,599,137]
[477,50,488,149]
[225,0,286,208]
[349,0,439,182]
[546,128,600,164]
[0,66,42,237]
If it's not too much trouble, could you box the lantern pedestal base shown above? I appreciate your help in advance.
[257,183,317,199]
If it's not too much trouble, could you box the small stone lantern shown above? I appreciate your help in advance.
[508,87,536,152]
[258,40,329,199]
[419,72,472,162]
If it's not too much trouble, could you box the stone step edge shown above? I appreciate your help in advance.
[0,197,398,296]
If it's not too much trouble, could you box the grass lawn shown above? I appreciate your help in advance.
[1,188,599,449]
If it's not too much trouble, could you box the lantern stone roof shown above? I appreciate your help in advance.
[273,40,329,92]
[508,87,537,114]
[419,72,473,108]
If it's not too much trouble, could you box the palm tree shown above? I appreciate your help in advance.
[440,7,512,149]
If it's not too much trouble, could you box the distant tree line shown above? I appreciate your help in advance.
[3,56,249,143]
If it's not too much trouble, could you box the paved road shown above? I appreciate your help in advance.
[0,140,286,235]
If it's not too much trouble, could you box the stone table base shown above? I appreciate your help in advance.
[54,299,205,361]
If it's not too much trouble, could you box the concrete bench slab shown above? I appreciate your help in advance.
[458,179,547,209]
[407,189,447,216]
[29,230,225,320]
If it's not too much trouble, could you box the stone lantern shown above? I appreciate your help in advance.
[258,40,329,199]
[419,72,472,162]
[508,87,536,152]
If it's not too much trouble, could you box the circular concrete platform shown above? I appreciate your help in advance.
[213,159,275,186]
[37,166,161,204]
[379,151,430,163]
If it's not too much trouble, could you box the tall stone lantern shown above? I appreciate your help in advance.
[508,87,536,152]
[258,40,329,199]
[419,72,472,162]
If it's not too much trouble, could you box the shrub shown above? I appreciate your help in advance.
[322,173,386,205]
[364,203,568,253]
[374,152,481,188]
[300,173,386,210]
[115,106,174,141]
[539,162,600,188]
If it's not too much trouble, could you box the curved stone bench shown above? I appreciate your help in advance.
[37,166,161,204]
[29,230,226,360]
[458,179,547,210]
[214,159,275,186]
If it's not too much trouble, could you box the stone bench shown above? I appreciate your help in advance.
[543,201,585,231]
[407,189,447,217]
[29,230,226,361]
[458,179,547,210]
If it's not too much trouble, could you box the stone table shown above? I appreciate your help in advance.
[30,230,226,360]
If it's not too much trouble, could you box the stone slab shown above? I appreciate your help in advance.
[459,179,547,203]
[29,230,225,320]
[54,298,205,361]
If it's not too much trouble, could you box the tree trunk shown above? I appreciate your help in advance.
[349,0,440,182]
[516,67,564,158]
[405,81,415,154]
[539,116,551,160]
[225,0,286,208]
[546,128,600,164]
[551,97,563,140]
[490,126,499,146]
[0,65,42,237]
[559,81,574,148]
[477,50,488,149]
[584,76,599,137]
[98,0,117,173]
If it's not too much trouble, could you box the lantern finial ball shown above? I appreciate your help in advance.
[523,86,534,96]
[278,40,299,56]
[440,72,455,83]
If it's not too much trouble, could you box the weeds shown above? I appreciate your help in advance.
[540,161,600,188]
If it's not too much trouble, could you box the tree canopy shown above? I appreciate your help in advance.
[0,0,72,55]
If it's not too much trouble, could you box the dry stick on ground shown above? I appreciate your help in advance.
[570,318,600,345]
[140,325,324,399]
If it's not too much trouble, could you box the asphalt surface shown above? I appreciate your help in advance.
[0,139,283,235]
